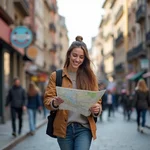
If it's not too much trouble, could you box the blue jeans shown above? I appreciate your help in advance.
[57,122,92,150]
[28,108,36,132]
[136,109,147,127]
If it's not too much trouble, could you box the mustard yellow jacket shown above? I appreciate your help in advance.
[44,68,101,140]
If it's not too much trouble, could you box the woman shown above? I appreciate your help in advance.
[27,82,42,135]
[44,36,102,150]
[134,79,150,133]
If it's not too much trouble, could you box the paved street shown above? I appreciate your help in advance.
[0,111,47,150]
[11,111,150,150]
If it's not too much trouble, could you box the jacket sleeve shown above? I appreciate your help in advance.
[22,89,28,106]
[5,89,11,107]
[36,93,42,108]
[133,91,138,107]
[44,72,57,110]
[147,91,150,107]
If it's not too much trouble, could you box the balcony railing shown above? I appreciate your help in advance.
[14,0,29,16]
[127,42,146,61]
[50,4,57,13]
[115,32,124,47]
[49,43,57,52]
[115,63,124,73]
[49,23,56,32]
[146,31,150,46]
[136,4,145,23]
[110,0,116,8]
[114,5,123,24]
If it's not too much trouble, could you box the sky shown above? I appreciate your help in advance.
[57,0,105,49]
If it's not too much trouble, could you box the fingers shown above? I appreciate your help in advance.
[53,97,64,106]
[90,103,102,114]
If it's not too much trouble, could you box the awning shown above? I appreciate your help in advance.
[129,71,145,81]
[143,72,150,78]
[126,72,135,80]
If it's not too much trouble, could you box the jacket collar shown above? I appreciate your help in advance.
[62,67,70,78]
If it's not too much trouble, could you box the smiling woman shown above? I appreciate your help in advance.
[44,35,102,150]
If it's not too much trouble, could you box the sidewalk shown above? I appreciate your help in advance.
[0,111,48,150]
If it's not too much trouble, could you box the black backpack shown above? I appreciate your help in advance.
[46,69,62,138]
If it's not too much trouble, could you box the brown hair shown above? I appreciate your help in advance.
[27,81,39,96]
[64,36,98,91]
[136,79,148,92]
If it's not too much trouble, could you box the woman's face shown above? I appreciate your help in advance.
[68,47,85,71]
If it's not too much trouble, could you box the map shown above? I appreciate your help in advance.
[56,86,106,116]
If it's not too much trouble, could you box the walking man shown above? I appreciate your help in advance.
[5,77,27,137]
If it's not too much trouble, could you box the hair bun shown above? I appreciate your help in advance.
[75,36,83,42]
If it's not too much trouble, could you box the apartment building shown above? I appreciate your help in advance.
[0,0,69,123]
[0,0,29,123]
[56,15,69,69]
[100,0,115,83]
[90,32,106,83]
[126,0,150,90]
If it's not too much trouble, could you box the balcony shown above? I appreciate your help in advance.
[103,14,110,25]
[0,7,13,24]
[50,4,57,13]
[114,5,123,24]
[14,0,29,16]
[49,43,57,52]
[115,32,124,47]
[115,63,124,73]
[127,42,146,61]
[146,31,150,46]
[136,4,145,23]
[49,23,56,32]
[110,0,116,8]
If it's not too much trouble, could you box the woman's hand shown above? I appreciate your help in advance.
[90,103,102,115]
[53,97,64,107]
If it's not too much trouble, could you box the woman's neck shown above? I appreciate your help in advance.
[67,66,77,72]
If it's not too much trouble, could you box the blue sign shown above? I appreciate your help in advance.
[10,26,33,48]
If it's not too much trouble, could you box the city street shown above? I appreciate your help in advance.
[11,111,150,150]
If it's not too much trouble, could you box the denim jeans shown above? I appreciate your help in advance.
[57,122,92,150]
[136,109,147,127]
[11,107,23,133]
[28,108,36,132]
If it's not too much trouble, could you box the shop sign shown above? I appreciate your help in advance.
[10,26,33,48]
[26,46,38,60]
[140,59,149,69]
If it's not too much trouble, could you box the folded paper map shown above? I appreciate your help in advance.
[56,86,106,116]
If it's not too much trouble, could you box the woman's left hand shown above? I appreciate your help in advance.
[90,103,102,115]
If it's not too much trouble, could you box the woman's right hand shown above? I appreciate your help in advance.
[53,97,64,107]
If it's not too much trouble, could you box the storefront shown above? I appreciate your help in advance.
[0,18,24,123]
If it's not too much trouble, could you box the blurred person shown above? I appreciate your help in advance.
[120,90,133,121]
[44,36,102,150]
[120,89,128,119]
[98,83,106,122]
[5,77,27,137]
[27,82,42,135]
[134,79,150,133]
[41,92,49,119]
[105,90,115,119]
[125,90,134,121]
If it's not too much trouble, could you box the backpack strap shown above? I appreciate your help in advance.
[56,69,63,87]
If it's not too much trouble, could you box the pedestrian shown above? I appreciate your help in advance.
[5,77,27,137]
[125,90,133,121]
[27,82,42,135]
[98,83,106,122]
[105,90,115,119]
[41,92,49,119]
[134,79,150,133]
[44,36,102,150]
